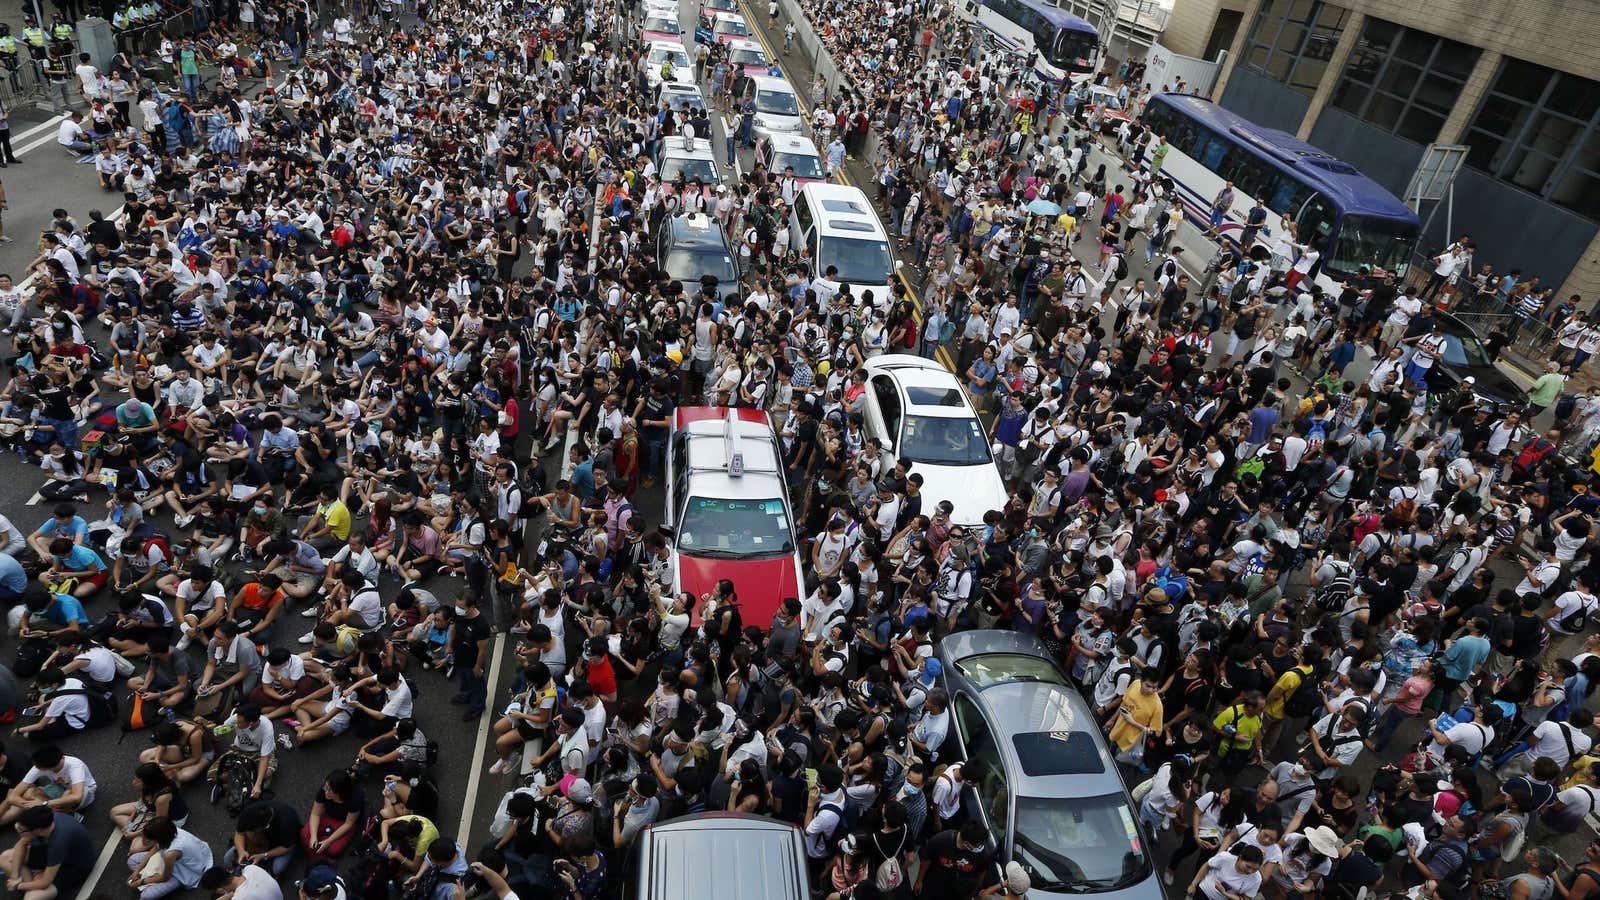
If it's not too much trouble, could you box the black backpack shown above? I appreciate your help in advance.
[1283,666,1323,718]
[1114,254,1129,281]
[1561,595,1596,633]
[1316,561,1355,612]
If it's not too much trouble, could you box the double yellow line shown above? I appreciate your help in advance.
[732,0,960,375]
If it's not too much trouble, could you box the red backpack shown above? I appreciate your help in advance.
[1515,437,1556,473]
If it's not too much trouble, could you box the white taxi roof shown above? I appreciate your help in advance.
[660,135,716,159]
[727,38,765,54]
[765,133,819,156]
[645,40,690,56]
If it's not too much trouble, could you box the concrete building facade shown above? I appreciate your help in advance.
[1171,0,1600,300]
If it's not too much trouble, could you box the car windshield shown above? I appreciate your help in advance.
[705,0,735,9]
[716,17,750,35]
[818,235,892,285]
[1329,214,1419,279]
[772,150,824,179]
[664,245,738,284]
[642,16,680,32]
[730,47,768,67]
[899,414,991,466]
[1013,794,1150,892]
[1437,326,1495,367]
[954,652,1069,688]
[755,88,801,116]
[678,496,794,556]
[647,47,691,68]
[665,91,705,111]
[659,155,718,185]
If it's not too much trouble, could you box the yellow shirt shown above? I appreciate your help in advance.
[1109,681,1164,752]
[319,500,352,540]
[1265,666,1311,719]
[393,815,439,858]
[1213,704,1263,754]
[1056,212,1076,234]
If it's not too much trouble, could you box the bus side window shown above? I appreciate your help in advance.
[1196,129,1228,170]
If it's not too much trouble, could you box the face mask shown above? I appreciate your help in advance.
[455,605,469,616]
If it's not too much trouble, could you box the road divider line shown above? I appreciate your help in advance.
[458,631,508,847]
[75,828,125,900]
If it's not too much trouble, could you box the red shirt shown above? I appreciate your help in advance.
[586,654,617,697]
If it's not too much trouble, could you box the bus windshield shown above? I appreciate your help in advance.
[1329,214,1418,279]
[1048,26,1097,71]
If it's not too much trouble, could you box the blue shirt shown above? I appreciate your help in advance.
[115,402,158,430]
[0,554,24,594]
[56,545,107,573]
[1441,634,1490,681]
[1247,406,1279,444]
[36,516,87,542]
[40,593,90,627]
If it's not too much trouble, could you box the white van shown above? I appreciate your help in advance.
[787,183,898,308]
[748,75,805,142]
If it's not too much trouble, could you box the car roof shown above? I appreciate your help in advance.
[660,135,716,159]
[865,354,971,415]
[765,133,818,155]
[642,814,808,900]
[708,9,745,21]
[940,631,1126,798]
[645,40,689,53]
[727,38,764,53]
[665,213,731,246]
[750,74,795,93]
[675,407,785,497]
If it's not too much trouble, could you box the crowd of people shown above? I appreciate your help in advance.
[0,0,1597,895]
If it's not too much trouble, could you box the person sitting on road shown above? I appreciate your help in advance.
[0,745,96,826]
[206,703,277,805]
[0,803,97,900]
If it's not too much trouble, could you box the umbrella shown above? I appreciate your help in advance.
[1026,198,1061,216]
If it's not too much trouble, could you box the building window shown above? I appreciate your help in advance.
[1329,18,1479,144]
[1240,0,1349,95]
[1463,58,1600,221]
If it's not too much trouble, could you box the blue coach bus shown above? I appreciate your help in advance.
[1140,92,1422,291]
[955,0,1099,82]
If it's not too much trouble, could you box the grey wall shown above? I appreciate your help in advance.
[1306,106,1423,197]
[1217,68,1311,134]
[1303,108,1596,290]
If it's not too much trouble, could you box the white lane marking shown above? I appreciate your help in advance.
[457,631,508,846]
[26,490,42,506]
[10,115,66,143]
[14,128,76,158]
[75,828,125,900]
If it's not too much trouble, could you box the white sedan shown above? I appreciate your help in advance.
[859,354,1008,527]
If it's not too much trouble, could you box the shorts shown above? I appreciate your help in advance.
[408,559,440,579]
[325,710,352,735]
[515,717,545,741]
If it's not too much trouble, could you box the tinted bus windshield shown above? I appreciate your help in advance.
[819,235,892,285]
[1330,214,1418,278]
[1048,26,1097,70]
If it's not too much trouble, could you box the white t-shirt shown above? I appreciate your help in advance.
[233,865,283,900]
[1200,853,1263,900]
[26,756,96,806]
[1429,720,1492,759]
[381,680,414,718]
[1529,719,1592,768]
[1550,590,1598,635]
[44,678,92,729]
[349,588,384,628]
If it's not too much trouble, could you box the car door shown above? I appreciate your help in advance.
[666,430,689,528]
[869,374,903,468]
[951,693,1013,857]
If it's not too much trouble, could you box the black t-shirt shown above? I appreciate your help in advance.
[1328,851,1383,888]
[452,611,492,666]
[238,799,303,851]
[28,813,95,890]
[920,830,997,897]
[637,394,675,439]
[0,752,29,795]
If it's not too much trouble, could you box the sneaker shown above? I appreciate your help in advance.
[488,757,509,775]
[175,514,193,529]
[210,782,224,805]
[301,605,320,618]
[276,732,295,750]
[175,633,192,651]
[1162,871,1174,887]
[503,752,521,772]
[297,631,316,645]
[282,717,300,727]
